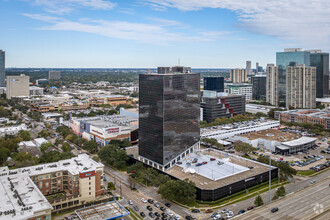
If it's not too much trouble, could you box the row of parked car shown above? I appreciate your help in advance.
[310,161,330,171]
[138,198,178,220]
[290,155,324,167]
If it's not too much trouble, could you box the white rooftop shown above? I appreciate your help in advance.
[0,154,104,177]
[0,174,53,220]
[177,153,249,181]
[282,137,317,147]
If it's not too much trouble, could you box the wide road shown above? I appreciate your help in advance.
[235,177,330,220]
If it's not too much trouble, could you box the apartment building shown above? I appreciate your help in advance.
[229,69,247,83]
[225,83,252,100]
[286,64,316,109]
[0,154,106,213]
[266,64,279,106]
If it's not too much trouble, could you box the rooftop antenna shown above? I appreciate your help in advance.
[178,58,180,66]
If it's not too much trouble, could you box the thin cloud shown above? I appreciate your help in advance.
[23,13,222,45]
[144,0,330,49]
[27,0,116,14]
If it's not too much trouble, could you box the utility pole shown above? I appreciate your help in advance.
[269,156,271,202]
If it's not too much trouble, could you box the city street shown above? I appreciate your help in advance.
[235,177,330,220]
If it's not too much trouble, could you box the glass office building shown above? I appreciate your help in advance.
[251,75,266,100]
[139,72,200,168]
[310,52,329,98]
[0,50,5,87]
[276,49,310,104]
[204,77,224,92]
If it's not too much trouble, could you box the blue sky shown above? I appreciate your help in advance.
[1,0,330,68]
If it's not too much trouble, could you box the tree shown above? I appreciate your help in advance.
[38,129,51,138]
[83,140,99,154]
[18,130,31,141]
[62,142,72,152]
[92,155,100,162]
[158,179,196,205]
[40,142,52,153]
[0,147,10,165]
[108,182,116,191]
[234,143,256,155]
[254,195,264,207]
[98,145,129,169]
[276,186,286,197]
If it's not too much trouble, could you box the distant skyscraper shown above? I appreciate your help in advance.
[139,67,200,170]
[6,74,30,99]
[229,69,247,83]
[307,50,329,98]
[204,77,224,92]
[157,66,191,74]
[266,64,279,107]
[246,61,252,75]
[256,62,259,74]
[251,75,266,100]
[276,48,310,103]
[48,71,61,80]
[0,50,5,87]
[286,64,316,109]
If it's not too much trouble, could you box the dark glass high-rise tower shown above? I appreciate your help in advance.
[0,50,5,87]
[309,51,329,98]
[204,77,224,92]
[139,69,200,169]
[251,75,266,100]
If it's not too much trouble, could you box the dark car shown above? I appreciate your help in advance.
[271,207,279,213]
[133,205,139,211]
[140,212,146,218]
[247,206,254,210]
[191,209,200,213]
[165,203,171,208]
[161,213,168,217]
[185,215,194,220]
[155,212,160,217]
[149,212,155,218]
[238,209,245,214]
[160,207,166,212]
[147,206,153,211]
[148,199,154,204]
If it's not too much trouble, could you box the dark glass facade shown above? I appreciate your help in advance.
[310,53,329,98]
[204,77,224,92]
[139,73,200,166]
[276,51,310,103]
[252,76,266,100]
[0,50,5,87]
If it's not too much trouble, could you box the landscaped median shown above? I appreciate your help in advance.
[297,167,330,177]
[126,207,143,220]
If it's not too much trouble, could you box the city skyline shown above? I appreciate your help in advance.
[1,0,330,68]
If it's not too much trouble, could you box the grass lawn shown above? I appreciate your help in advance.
[297,170,316,176]
[46,192,66,200]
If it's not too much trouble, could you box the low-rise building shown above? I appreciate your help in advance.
[70,115,138,145]
[225,83,253,100]
[0,124,28,137]
[201,90,245,123]
[89,95,129,106]
[30,86,44,96]
[42,113,62,121]
[275,109,330,129]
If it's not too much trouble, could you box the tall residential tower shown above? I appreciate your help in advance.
[266,64,279,106]
[0,50,5,87]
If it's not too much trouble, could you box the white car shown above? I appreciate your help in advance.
[221,209,228,213]
[167,211,173,216]
[174,214,180,220]
[226,213,234,218]
[141,198,147,203]
[128,200,133,205]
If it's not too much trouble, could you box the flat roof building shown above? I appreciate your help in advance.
[204,77,224,92]
[251,75,266,101]
[0,50,5,87]
[48,71,61,80]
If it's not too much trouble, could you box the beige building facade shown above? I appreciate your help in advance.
[229,68,247,83]
[266,64,279,107]
[6,74,30,99]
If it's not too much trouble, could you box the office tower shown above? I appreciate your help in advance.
[48,70,61,80]
[246,61,252,75]
[158,66,191,74]
[257,66,263,73]
[0,50,5,87]
[251,75,266,100]
[201,90,245,123]
[204,76,224,92]
[266,64,279,106]
[225,83,252,100]
[6,74,30,99]
[139,67,200,170]
[256,62,259,74]
[276,48,310,103]
[286,64,316,109]
[307,50,329,98]
[229,69,247,83]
